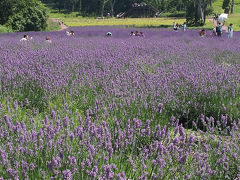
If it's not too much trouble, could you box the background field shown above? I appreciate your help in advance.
[46,0,240,31]
[1,0,240,33]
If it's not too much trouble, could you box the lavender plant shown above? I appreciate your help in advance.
[0,27,239,179]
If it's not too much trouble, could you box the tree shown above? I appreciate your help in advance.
[222,0,231,13]
[100,0,108,17]
[0,0,48,32]
[185,0,214,26]
[231,0,234,13]
[109,0,116,16]
[78,0,82,14]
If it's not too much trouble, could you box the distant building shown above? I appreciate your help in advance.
[117,3,160,18]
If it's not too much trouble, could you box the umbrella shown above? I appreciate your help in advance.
[218,13,228,23]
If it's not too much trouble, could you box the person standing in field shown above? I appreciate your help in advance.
[216,22,224,37]
[182,22,186,32]
[227,23,233,38]
[173,22,177,31]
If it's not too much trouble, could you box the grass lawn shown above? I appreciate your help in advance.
[45,20,61,31]
[212,0,240,14]
[61,17,186,28]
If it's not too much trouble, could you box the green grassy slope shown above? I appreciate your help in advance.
[212,0,240,13]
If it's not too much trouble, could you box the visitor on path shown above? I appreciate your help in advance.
[182,22,186,32]
[227,23,233,38]
[106,32,112,36]
[45,36,52,43]
[62,20,64,25]
[199,29,206,37]
[216,22,224,37]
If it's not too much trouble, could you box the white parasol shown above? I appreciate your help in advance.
[218,13,228,23]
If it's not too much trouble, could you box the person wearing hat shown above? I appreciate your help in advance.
[106,32,112,36]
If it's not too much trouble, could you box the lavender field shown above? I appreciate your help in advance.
[0,27,240,179]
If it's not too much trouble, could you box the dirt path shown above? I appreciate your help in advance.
[209,18,228,31]
[59,23,68,31]
[51,19,68,31]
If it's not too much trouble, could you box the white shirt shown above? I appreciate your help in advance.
[66,31,71,36]
[20,38,27,41]
[106,32,112,36]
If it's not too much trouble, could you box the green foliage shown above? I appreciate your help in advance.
[0,0,48,32]
[45,20,60,31]
[0,25,12,33]
[185,0,215,26]
[43,0,188,17]
[186,1,195,25]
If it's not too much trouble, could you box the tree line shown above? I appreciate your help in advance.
[42,0,234,25]
[41,0,187,17]
[0,0,48,32]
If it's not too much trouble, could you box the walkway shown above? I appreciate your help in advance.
[51,19,68,31]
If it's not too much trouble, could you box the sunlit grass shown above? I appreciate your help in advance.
[63,17,186,28]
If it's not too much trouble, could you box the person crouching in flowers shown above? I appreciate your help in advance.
[139,32,145,37]
[20,34,32,41]
[45,36,52,43]
[130,31,135,36]
[135,31,140,36]
[106,32,112,37]
[70,31,75,36]
[199,29,206,37]
[66,31,75,36]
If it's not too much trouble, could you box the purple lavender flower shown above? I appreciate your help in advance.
[157,103,163,113]
[62,169,72,180]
